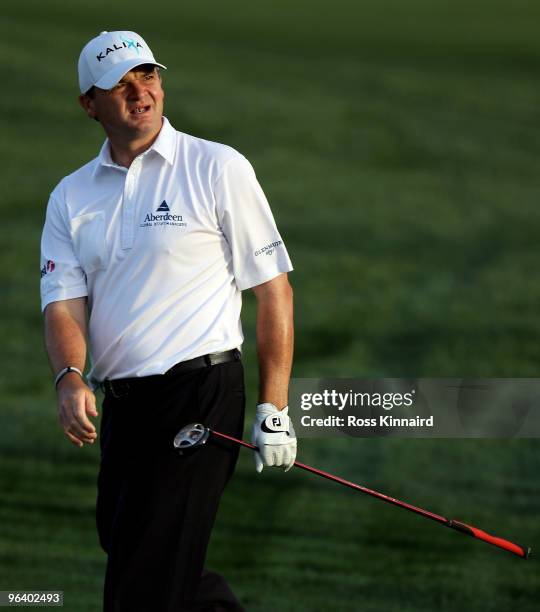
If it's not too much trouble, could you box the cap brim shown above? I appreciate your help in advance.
[94,58,167,90]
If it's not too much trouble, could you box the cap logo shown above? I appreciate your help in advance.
[96,37,144,62]
[120,34,142,54]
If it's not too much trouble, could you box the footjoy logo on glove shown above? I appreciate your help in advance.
[262,414,288,433]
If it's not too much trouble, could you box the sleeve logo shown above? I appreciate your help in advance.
[40,260,55,278]
[254,240,283,257]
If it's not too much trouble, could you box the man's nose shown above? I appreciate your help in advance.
[127,79,147,98]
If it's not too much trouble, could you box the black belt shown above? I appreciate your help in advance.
[100,349,241,399]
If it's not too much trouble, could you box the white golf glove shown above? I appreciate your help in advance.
[251,403,297,473]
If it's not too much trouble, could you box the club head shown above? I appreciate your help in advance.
[173,422,210,455]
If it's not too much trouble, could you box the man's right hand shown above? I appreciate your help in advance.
[57,374,99,447]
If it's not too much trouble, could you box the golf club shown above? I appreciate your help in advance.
[173,423,531,559]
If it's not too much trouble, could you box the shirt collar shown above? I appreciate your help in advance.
[92,116,176,177]
[151,116,176,165]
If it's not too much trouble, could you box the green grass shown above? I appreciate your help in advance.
[1,1,539,610]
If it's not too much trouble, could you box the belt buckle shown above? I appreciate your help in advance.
[206,349,240,367]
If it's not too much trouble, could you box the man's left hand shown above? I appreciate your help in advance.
[251,403,297,473]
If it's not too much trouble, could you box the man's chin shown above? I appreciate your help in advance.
[125,113,163,136]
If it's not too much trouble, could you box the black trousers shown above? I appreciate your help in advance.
[96,361,246,612]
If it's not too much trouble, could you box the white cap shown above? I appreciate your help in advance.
[78,30,167,94]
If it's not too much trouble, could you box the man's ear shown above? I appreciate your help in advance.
[78,94,98,120]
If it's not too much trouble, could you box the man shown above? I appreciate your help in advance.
[40,30,296,611]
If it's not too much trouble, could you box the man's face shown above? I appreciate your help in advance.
[79,65,164,141]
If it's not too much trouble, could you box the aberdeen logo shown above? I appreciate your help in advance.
[140,200,187,228]
[96,37,143,62]
[40,260,55,278]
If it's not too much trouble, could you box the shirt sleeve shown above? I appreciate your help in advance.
[40,192,88,312]
[214,155,293,290]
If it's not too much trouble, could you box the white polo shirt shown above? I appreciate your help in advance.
[40,118,292,384]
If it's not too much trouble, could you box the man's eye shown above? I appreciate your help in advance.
[109,83,126,93]
[144,74,155,81]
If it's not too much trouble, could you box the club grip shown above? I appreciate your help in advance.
[449,520,531,559]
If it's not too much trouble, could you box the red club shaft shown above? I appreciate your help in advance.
[209,428,531,559]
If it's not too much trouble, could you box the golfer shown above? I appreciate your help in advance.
[40,30,296,611]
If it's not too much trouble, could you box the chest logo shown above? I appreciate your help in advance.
[140,200,187,228]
